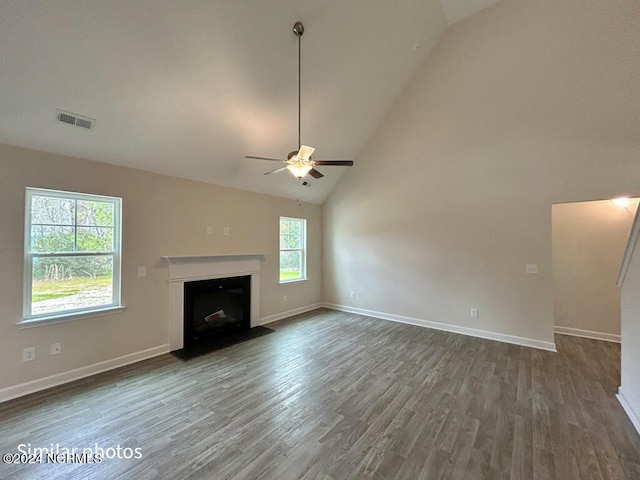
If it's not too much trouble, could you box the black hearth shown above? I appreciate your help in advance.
[173,275,273,361]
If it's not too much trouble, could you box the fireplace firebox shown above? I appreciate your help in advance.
[183,275,251,350]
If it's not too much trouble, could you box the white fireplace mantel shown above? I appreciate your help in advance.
[162,254,264,350]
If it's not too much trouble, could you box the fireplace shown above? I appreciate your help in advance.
[163,254,271,359]
[183,275,251,349]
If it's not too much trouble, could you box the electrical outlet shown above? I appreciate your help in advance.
[525,264,538,274]
[23,347,35,362]
[137,266,147,277]
[224,227,230,236]
[470,308,479,318]
[350,291,356,299]
[51,342,61,355]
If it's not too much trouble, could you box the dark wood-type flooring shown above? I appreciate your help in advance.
[1,309,639,479]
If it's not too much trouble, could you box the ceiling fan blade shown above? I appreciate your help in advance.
[297,145,315,160]
[312,160,354,166]
[245,155,284,162]
[308,168,324,179]
[264,166,288,175]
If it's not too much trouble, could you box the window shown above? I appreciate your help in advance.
[23,188,122,322]
[279,217,306,283]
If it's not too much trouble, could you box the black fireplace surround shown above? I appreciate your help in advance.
[174,274,273,360]
[183,275,251,349]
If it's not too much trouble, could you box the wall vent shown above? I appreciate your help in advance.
[56,109,95,130]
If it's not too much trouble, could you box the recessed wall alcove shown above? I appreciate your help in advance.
[162,254,263,351]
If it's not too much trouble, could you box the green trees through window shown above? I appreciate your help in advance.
[279,217,306,282]
[25,188,122,320]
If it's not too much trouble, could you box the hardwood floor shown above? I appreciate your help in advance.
[1,309,639,479]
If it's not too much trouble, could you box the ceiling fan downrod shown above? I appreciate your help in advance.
[293,21,304,151]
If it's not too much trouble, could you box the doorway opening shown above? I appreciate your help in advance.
[551,197,639,342]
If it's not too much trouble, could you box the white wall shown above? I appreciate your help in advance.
[619,209,640,434]
[323,0,640,348]
[0,143,321,396]
[553,199,638,340]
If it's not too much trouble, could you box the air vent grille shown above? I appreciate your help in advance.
[56,109,95,130]
[57,112,76,125]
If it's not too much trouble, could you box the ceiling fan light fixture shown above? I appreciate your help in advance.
[287,163,313,178]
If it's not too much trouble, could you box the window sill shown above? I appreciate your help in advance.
[18,306,127,329]
[279,278,308,285]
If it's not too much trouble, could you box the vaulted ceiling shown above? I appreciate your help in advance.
[0,0,500,203]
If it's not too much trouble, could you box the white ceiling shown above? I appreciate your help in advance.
[0,0,500,203]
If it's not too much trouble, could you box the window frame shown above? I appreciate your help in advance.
[279,216,307,284]
[22,187,123,325]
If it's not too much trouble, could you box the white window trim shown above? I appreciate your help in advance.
[18,306,127,329]
[279,216,307,284]
[21,187,123,325]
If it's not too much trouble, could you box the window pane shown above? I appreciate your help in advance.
[25,188,122,322]
[280,250,302,281]
[31,196,75,225]
[280,234,299,250]
[31,255,114,316]
[77,200,114,227]
[77,226,114,252]
[279,217,305,282]
[31,225,74,253]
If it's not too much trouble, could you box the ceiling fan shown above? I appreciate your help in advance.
[245,21,354,179]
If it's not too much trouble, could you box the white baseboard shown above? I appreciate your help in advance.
[1,303,558,403]
[617,387,640,436]
[259,303,323,326]
[0,344,170,404]
[0,301,323,404]
[554,326,620,343]
[324,303,557,352]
